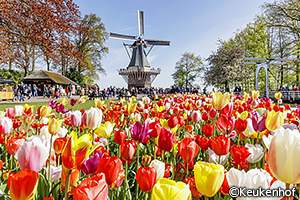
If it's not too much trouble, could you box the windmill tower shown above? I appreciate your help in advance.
[109,10,170,89]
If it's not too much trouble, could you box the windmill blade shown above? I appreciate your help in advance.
[109,32,136,41]
[144,39,170,46]
[138,10,144,36]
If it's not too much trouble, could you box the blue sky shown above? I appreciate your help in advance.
[73,0,274,89]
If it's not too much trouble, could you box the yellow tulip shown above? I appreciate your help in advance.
[126,102,136,114]
[131,96,136,101]
[212,92,230,110]
[59,98,69,106]
[39,105,52,118]
[194,161,224,197]
[275,92,282,100]
[251,90,260,100]
[0,111,6,118]
[152,178,192,200]
[94,121,115,138]
[94,98,107,110]
[265,110,284,131]
[78,96,88,103]
[243,92,250,101]
[48,118,63,135]
[251,130,265,139]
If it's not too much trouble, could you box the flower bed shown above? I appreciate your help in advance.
[0,92,299,200]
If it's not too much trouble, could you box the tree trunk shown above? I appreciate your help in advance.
[9,59,12,70]
[32,46,35,72]
[24,67,28,77]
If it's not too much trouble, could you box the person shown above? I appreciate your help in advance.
[27,85,32,100]
[67,84,72,98]
[54,85,59,99]
[203,87,207,95]
[12,84,18,102]
[43,85,48,98]
[33,84,38,98]
[18,82,25,101]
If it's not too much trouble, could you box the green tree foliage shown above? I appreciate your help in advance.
[205,41,248,88]
[76,13,109,80]
[64,67,85,87]
[0,69,27,84]
[172,52,203,89]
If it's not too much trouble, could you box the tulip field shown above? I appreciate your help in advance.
[0,92,300,200]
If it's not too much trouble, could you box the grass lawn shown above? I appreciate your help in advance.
[0,100,113,112]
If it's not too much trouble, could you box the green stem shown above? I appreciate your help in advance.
[123,161,128,200]
[154,143,156,160]
[135,143,140,200]
[286,183,290,200]
[10,154,13,169]
[64,172,71,200]
[218,155,221,165]
[92,130,95,145]
[237,132,240,146]
[162,150,165,162]
[107,137,110,152]
[186,161,189,178]
[5,135,7,168]
[145,192,148,200]
[48,135,53,192]
[205,196,209,200]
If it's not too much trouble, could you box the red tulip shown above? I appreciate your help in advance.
[178,114,185,128]
[178,138,199,163]
[8,169,39,200]
[168,115,178,128]
[173,107,180,115]
[220,102,233,116]
[149,121,161,138]
[202,124,214,137]
[114,130,127,145]
[158,128,174,152]
[6,137,25,156]
[219,173,230,195]
[97,156,122,187]
[211,136,230,156]
[185,125,193,132]
[216,115,235,134]
[53,137,67,154]
[195,135,211,150]
[136,166,157,192]
[235,118,248,133]
[230,144,251,167]
[184,177,202,198]
[202,112,209,122]
[73,173,108,200]
[120,140,136,161]
[12,118,22,129]
[209,108,216,119]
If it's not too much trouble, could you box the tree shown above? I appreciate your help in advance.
[64,67,85,87]
[262,0,300,85]
[205,41,248,88]
[171,52,203,89]
[76,13,108,79]
[0,0,82,76]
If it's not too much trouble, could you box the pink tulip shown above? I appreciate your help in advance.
[0,117,13,135]
[191,110,201,123]
[5,108,14,118]
[14,138,48,172]
[70,111,82,127]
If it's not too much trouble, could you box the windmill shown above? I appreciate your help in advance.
[109,10,170,89]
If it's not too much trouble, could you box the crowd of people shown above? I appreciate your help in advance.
[11,83,76,102]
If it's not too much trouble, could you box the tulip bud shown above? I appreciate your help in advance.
[70,111,81,127]
[191,110,201,123]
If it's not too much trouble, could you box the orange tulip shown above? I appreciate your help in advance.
[8,169,39,200]
[61,131,99,175]
[53,137,68,154]
[6,137,25,156]
[212,92,230,110]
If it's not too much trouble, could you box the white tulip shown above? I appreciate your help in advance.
[149,159,165,181]
[243,118,254,137]
[246,143,264,163]
[14,105,24,116]
[262,134,273,150]
[207,148,229,165]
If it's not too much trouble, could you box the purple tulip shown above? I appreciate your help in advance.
[56,104,70,114]
[130,121,149,143]
[251,111,266,132]
[80,152,104,175]
[49,100,57,109]
[70,98,77,106]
